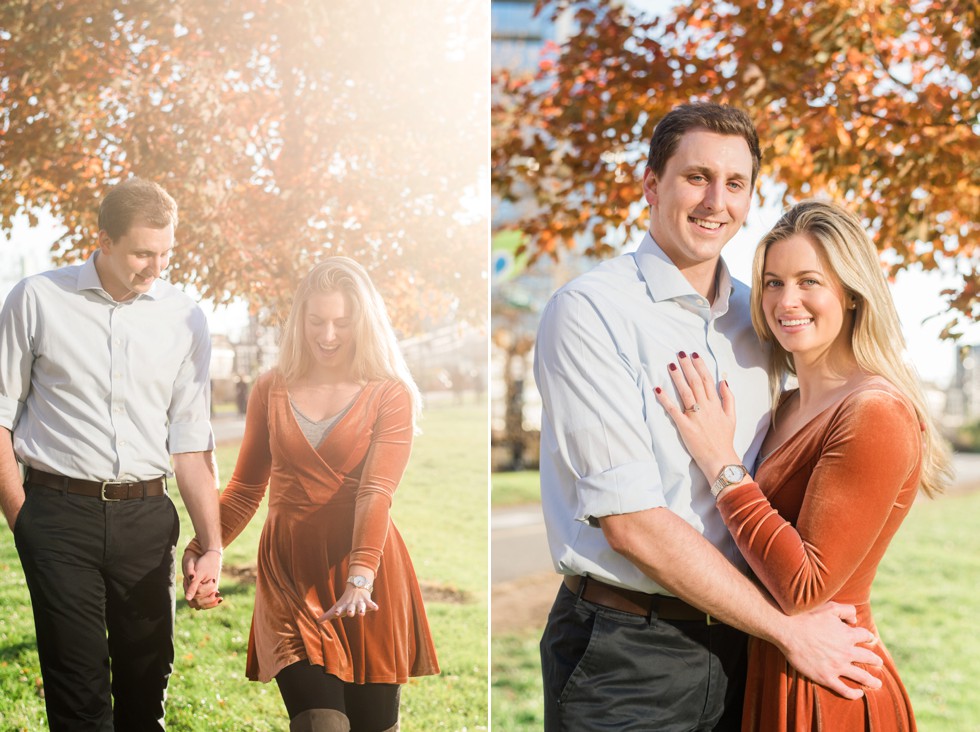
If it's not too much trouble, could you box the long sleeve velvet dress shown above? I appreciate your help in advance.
[716,378,920,731]
[203,371,439,685]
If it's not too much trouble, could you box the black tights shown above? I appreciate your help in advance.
[275,661,400,731]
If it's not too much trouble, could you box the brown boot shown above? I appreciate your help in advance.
[289,708,351,732]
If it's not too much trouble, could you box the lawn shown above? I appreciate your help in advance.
[0,402,488,731]
[490,470,539,508]
[491,485,980,731]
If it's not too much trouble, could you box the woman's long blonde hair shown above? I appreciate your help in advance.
[278,257,422,427]
[750,199,950,497]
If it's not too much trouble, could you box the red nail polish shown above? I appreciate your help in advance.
[692,352,700,359]
[655,387,662,394]
[669,363,677,372]
[678,351,687,359]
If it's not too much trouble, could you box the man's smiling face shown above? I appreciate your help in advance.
[643,128,754,277]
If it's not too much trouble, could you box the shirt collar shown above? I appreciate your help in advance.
[77,251,163,302]
[633,232,734,316]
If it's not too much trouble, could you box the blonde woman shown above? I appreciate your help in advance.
[656,200,949,731]
[184,258,438,732]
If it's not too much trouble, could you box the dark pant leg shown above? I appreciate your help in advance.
[710,623,748,732]
[345,682,400,731]
[276,662,401,731]
[103,495,180,731]
[276,662,348,718]
[13,487,114,732]
[540,581,748,732]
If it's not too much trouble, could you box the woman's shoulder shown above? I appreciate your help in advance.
[254,369,280,389]
[837,376,919,431]
[843,376,914,410]
[247,369,283,399]
[364,378,412,401]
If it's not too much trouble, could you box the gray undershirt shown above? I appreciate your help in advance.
[290,394,359,449]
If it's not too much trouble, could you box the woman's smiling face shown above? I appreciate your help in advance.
[761,233,854,366]
[304,290,356,372]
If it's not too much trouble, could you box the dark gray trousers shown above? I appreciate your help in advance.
[541,580,748,731]
[14,482,180,731]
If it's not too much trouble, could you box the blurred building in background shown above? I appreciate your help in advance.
[492,1,565,471]
[945,344,980,450]
[949,346,980,419]
[492,1,596,471]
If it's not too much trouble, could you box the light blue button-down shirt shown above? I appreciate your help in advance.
[0,253,214,481]
[534,233,770,594]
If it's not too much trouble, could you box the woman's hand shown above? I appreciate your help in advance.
[182,549,223,610]
[654,351,741,481]
[318,586,379,623]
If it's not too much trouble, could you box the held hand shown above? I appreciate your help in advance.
[780,602,884,699]
[654,352,740,480]
[182,549,223,610]
[318,586,379,623]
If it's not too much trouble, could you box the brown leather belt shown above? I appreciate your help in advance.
[564,575,722,625]
[26,468,167,501]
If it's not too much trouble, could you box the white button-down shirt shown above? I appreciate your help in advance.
[0,253,214,481]
[534,233,770,594]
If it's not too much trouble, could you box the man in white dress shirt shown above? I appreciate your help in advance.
[535,103,883,730]
[0,178,224,731]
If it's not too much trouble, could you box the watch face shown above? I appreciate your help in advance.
[351,576,365,588]
[723,465,745,483]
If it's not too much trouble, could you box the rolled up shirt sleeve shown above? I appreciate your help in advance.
[535,290,666,523]
[167,305,215,454]
[0,281,36,431]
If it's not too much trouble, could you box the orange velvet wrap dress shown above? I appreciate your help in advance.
[716,378,920,731]
[203,371,439,684]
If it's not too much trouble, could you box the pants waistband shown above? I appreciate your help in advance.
[564,575,723,625]
[25,468,167,501]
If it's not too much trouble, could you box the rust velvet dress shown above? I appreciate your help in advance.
[206,371,439,684]
[716,378,920,731]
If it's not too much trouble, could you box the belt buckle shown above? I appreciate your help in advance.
[706,613,720,626]
[100,481,124,502]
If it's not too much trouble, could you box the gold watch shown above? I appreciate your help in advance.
[710,464,748,498]
[347,575,374,592]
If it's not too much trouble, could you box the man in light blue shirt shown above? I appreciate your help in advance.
[0,178,223,730]
[535,103,882,730]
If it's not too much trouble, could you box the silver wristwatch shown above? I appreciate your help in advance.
[347,575,374,593]
[710,464,748,497]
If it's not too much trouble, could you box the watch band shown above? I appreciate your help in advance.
[711,464,748,497]
[346,574,374,593]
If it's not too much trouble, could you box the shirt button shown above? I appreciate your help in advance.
[114,339,121,346]
[119,440,127,446]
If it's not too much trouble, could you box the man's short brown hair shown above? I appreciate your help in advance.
[646,103,762,186]
[98,178,178,241]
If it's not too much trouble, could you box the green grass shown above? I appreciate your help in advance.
[870,491,980,730]
[490,487,980,731]
[490,470,539,508]
[0,403,487,731]
[489,633,543,729]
